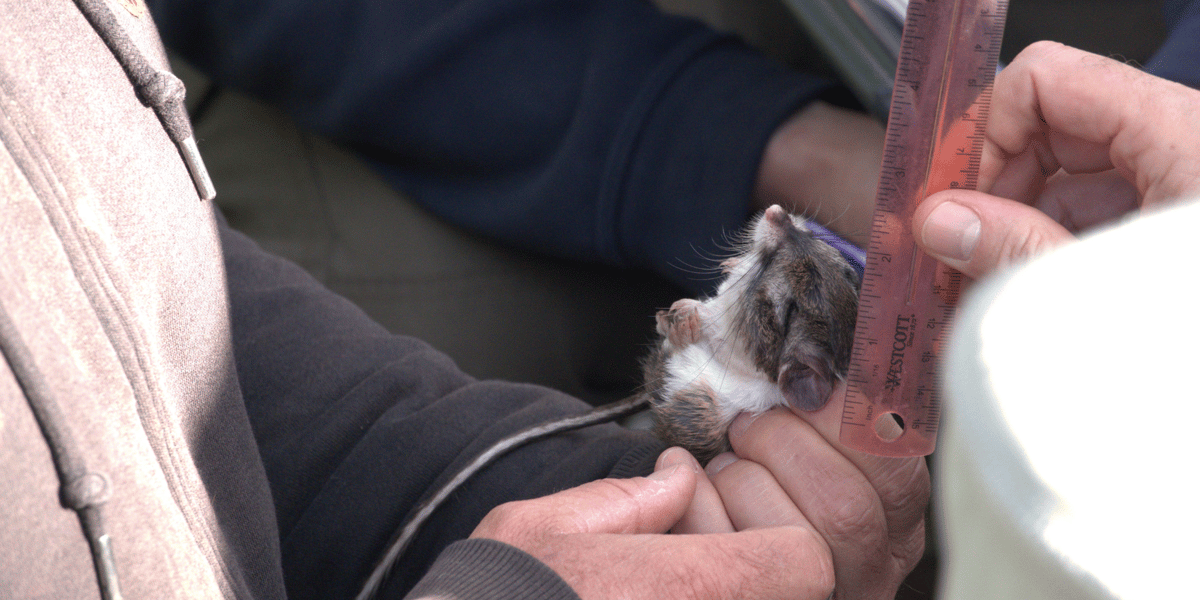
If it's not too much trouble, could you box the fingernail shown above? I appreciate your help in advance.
[657,447,701,474]
[705,452,738,476]
[922,201,981,262]
[728,412,758,439]
[648,464,682,482]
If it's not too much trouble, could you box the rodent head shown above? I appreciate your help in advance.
[720,205,861,411]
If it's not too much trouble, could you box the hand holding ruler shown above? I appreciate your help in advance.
[839,0,1009,457]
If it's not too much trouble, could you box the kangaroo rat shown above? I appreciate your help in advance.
[641,204,861,462]
[356,205,862,599]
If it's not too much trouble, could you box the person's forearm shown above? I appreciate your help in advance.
[753,100,883,249]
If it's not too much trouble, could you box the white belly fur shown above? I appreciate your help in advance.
[662,343,784,425]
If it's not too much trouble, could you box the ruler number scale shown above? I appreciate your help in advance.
[839,0,1008,457]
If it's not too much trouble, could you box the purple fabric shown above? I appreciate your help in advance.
[807,221,866,278]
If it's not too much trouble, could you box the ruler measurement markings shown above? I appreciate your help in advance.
[839,0,1008,456]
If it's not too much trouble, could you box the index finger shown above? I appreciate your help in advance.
[774,385,931,543]
[727,391,930,599]
[984,41,1200,207]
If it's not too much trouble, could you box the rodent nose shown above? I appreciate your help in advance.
[764,205,792,230]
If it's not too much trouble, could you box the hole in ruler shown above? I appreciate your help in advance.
[874,412,905,442]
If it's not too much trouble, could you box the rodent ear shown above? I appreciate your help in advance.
[778,356,834,412]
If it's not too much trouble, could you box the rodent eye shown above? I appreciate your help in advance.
[782,300,798,336]
[844,266,862,288]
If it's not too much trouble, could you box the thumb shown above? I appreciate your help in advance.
[472,462,699,543]
[913,190,1076,279]
[548,463,699,535]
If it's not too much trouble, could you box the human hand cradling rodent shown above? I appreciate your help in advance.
[470,389,929,600]
[469,454,838,600]
[913,41,1200,280]
[471,386,930,600]
[662,382,929,600]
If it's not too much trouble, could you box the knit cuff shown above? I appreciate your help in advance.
[405,539,581,600]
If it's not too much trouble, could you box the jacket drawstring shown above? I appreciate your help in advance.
[72,0,216,201]
[0,303,124,600]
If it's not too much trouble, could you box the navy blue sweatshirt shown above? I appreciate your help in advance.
[147,0,838,292]
[1148,0,1200,88]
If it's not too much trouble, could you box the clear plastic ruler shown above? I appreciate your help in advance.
[839,0,1008,457]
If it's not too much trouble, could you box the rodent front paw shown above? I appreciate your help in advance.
[656,299,705,347]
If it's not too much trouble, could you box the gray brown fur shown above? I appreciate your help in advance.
[640,343,730,463]
[640,205,860,464]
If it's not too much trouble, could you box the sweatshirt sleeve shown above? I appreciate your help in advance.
[149,0,838,292]
[217,217,665,600]
[404,540,582,600]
